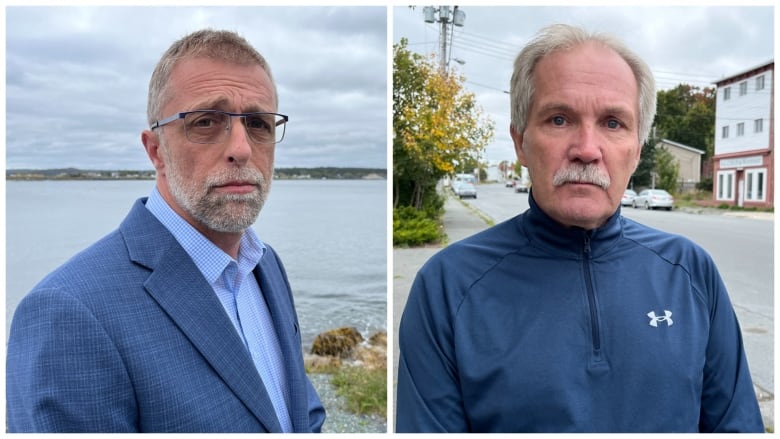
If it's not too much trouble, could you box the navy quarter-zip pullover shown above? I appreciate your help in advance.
[396,193,763,433]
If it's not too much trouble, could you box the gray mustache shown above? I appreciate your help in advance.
[206,168,266,188]
[552,164,610,190]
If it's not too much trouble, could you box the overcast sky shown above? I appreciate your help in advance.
[6,6,387,170]
[393,5,774,164]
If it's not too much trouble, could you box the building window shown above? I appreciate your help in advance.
[745,168,766,202]
[756,75,765,91]
[722,125,729,139]
[739,81,748,96]
[717,170,735,201]
[737,122,745,136]
[755,118,764,133]
[723,87,731,100]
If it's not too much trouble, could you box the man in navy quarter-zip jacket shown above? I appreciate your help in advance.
[396,23,764,433]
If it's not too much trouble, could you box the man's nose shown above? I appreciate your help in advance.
[225,117,253,164]
[568,123,603,163]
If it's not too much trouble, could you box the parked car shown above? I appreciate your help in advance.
[633,189,674,210]
[450,180,462,194]
[621,189,637,206]
[455,182,477,199]
[514,181,529,193]
[505,179,515,188]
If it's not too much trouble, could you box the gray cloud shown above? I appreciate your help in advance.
[6,6,387,170]
[393,5,773,163]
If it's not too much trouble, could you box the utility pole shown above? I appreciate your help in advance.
[423,6,465,74]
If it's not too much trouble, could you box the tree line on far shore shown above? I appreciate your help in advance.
[6,167,387,181]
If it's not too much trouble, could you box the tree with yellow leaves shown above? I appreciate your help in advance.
[393,38,494,211]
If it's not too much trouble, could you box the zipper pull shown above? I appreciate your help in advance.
[583,233,592,254]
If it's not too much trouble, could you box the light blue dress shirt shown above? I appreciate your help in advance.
[145,187,292,432]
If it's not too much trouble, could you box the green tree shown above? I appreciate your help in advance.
[634,83,712,187]
[653,84,714,157]
[655,146,680,193]
[632,136,657,189]
[513,161,524,179]
[393,38,494,210]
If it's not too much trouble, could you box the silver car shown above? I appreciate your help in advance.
[455,182,477,199]
[633,189,674,211]
[621,189,637,206]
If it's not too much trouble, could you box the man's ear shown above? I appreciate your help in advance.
[141,130,165,172]
[510,125,527,167]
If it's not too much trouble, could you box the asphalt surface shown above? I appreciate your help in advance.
[392,192,773,432]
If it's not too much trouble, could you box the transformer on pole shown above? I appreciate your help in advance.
[422,6,465,74]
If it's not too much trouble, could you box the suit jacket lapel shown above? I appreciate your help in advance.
[120,199,282,432]
[254,249,310,433]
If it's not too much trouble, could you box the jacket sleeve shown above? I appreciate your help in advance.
[6,287,137,432]
[698,268,764,432]
[305,375,326,432]
[396,266,469,432]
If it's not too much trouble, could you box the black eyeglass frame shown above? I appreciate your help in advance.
[150,110,289,144]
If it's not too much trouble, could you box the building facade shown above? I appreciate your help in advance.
[712,60,774,208]
[656,138,703,192]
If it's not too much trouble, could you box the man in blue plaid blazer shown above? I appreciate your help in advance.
[7,29,325,433]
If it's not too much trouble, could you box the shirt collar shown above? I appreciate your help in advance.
[520,189,623,258]
[145,186,266,283]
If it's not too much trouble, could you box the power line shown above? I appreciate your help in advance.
[406,20,773,100]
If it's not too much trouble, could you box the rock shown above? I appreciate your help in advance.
[351,331,387,370]
[352,344,386,371]
[311,327,364,358]
[304,354,343,373]
[368,331,386,347]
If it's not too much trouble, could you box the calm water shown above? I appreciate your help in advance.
[6,179,387,350]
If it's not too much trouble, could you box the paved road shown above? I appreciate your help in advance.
[393,184,773,431]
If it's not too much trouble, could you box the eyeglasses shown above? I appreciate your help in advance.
[151,110,288,144]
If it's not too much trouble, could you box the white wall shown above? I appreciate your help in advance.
[715,69,772,155]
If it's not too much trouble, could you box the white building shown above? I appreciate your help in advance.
[712,60,773,208]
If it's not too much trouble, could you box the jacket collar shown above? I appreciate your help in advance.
[119,198,285,432]
[520,190,623,259]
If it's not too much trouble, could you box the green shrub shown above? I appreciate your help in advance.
[393,206,442,246]
[696,177,713,191]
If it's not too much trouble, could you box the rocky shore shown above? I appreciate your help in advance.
[305,327,388,433]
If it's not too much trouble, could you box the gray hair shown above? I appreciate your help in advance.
[509,24,656,145]
[147,29,277,127]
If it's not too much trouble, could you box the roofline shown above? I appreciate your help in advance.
[657,138,704,155]
[714,59,774,86]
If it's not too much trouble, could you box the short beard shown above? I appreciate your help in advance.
[552,163,611,190]
[161,142,269,234]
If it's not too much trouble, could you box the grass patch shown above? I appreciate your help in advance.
[331,365,387,417]
[674,190,773,213]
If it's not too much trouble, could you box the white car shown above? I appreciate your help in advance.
[633,189,674,211]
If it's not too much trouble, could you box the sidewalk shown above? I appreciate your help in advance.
[392,195,490,429]
[393,194,773,432]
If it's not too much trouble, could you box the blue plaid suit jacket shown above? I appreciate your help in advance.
[7,198,325,432]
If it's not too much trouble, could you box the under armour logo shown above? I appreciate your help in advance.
[647,310,673,327]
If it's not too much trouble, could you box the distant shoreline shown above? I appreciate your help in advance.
[6,167,387,181]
